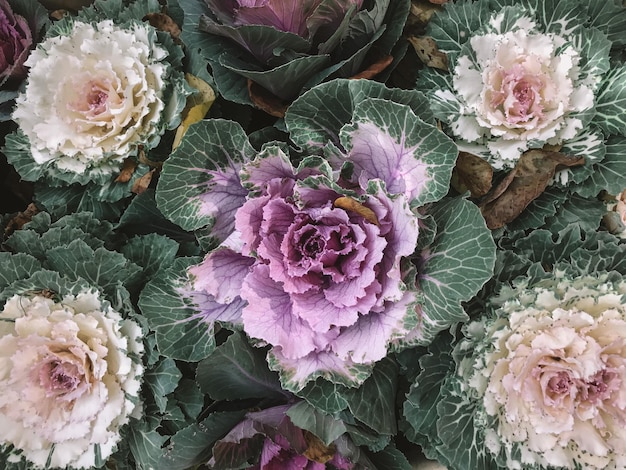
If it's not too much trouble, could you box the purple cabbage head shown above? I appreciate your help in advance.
[210,404,355,469]
[0,0,33,85]
[206,0,362,39]
[194,0,409,102]
[189,150,419,391]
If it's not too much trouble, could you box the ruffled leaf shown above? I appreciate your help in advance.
[408,197,495,346]
[337,98,457,205]
[121,234,180,281]
[594,64,626,136]
[286,78,434,152]
[138,257,216,362]
[156,120,254,243]
[575,136,626,197]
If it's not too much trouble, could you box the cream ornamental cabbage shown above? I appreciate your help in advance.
[0,291,144,469]
[12,20,168,175]
[462,274,626,470]
[417,3,622,173]
[451,23,593,167]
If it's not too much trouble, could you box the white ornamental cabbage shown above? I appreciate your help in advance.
[459,274,626,469]
[13,20,169,176]
[419,3,615,171]
[0,291,144,469]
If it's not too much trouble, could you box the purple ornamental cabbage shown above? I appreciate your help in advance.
[189,149,419,391]
[210,404,355,469]
[194,0,409,101]
[0,0,32,85]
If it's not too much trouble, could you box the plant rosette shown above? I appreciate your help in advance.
[415,0,626,228]
[403,224,626,470]
[0,210,190,470]
[179,0,410,106]
[2,0,191,217]
[0,0,48,121]
[209,403,371,469]
[141,79,495,396]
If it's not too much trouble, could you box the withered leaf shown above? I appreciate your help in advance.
[132,169,156,195]
[480,149,585,229]
[303,431,336,464]
[144,13,181,42]
[248,79,289,118]
[407,36,448,71]
[408,0,442,29]
[4,203,39,236]
[334,196,380,226]
[115,157,138,184]
[451,151,493,198]
[350,55,394,80]
[173,74,217,149]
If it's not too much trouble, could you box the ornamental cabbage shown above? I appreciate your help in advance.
[187,0,410,103]
[149,80,495,392]
[210,404,357,469]
[11,18,185,179]
[0,0,32,85]
[460,273,626,469]
[416,0,626,172]
[0,291,144,469]
[188,149,420,390]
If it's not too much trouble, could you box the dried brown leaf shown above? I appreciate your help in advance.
[407,36,448,71]
[408,0,441,28]
[480,149,585,229]
[132,169,156,195]
[350,55,394,80]
[451,152,493,198]
[114,158,138,184]
[334,196,380,226]
[144,13,181,41]
[303,431,337,464]
[4,203,39,236]
[247,80,289,118]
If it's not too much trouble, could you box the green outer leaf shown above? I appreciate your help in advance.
[0,253,41,292]
[0,270,94,307]
[144,357,183,413]
[128,422,169,470]
[121,234,180,281]
[286,78,434,153]
[593,64,626,136]
[45,239,143,296]
[219,52,331,101]
[3,130,45,182]
[195,331,289,401]
[586,0,626,46]
[414,197,496,345]
[345,358,399,435]
[286,401,348,446]
[138,257,216,362]
[367,444,413,470]
[435,374,495,470]
[155,411,247,470]
[296,379,350,414]
[427,0,491,65]
[339,98,457,206]
[403,336,454,444]
[35,183,126,221]
[156,119,255,232]
[543,194,605,233]
[575,136,626,197]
